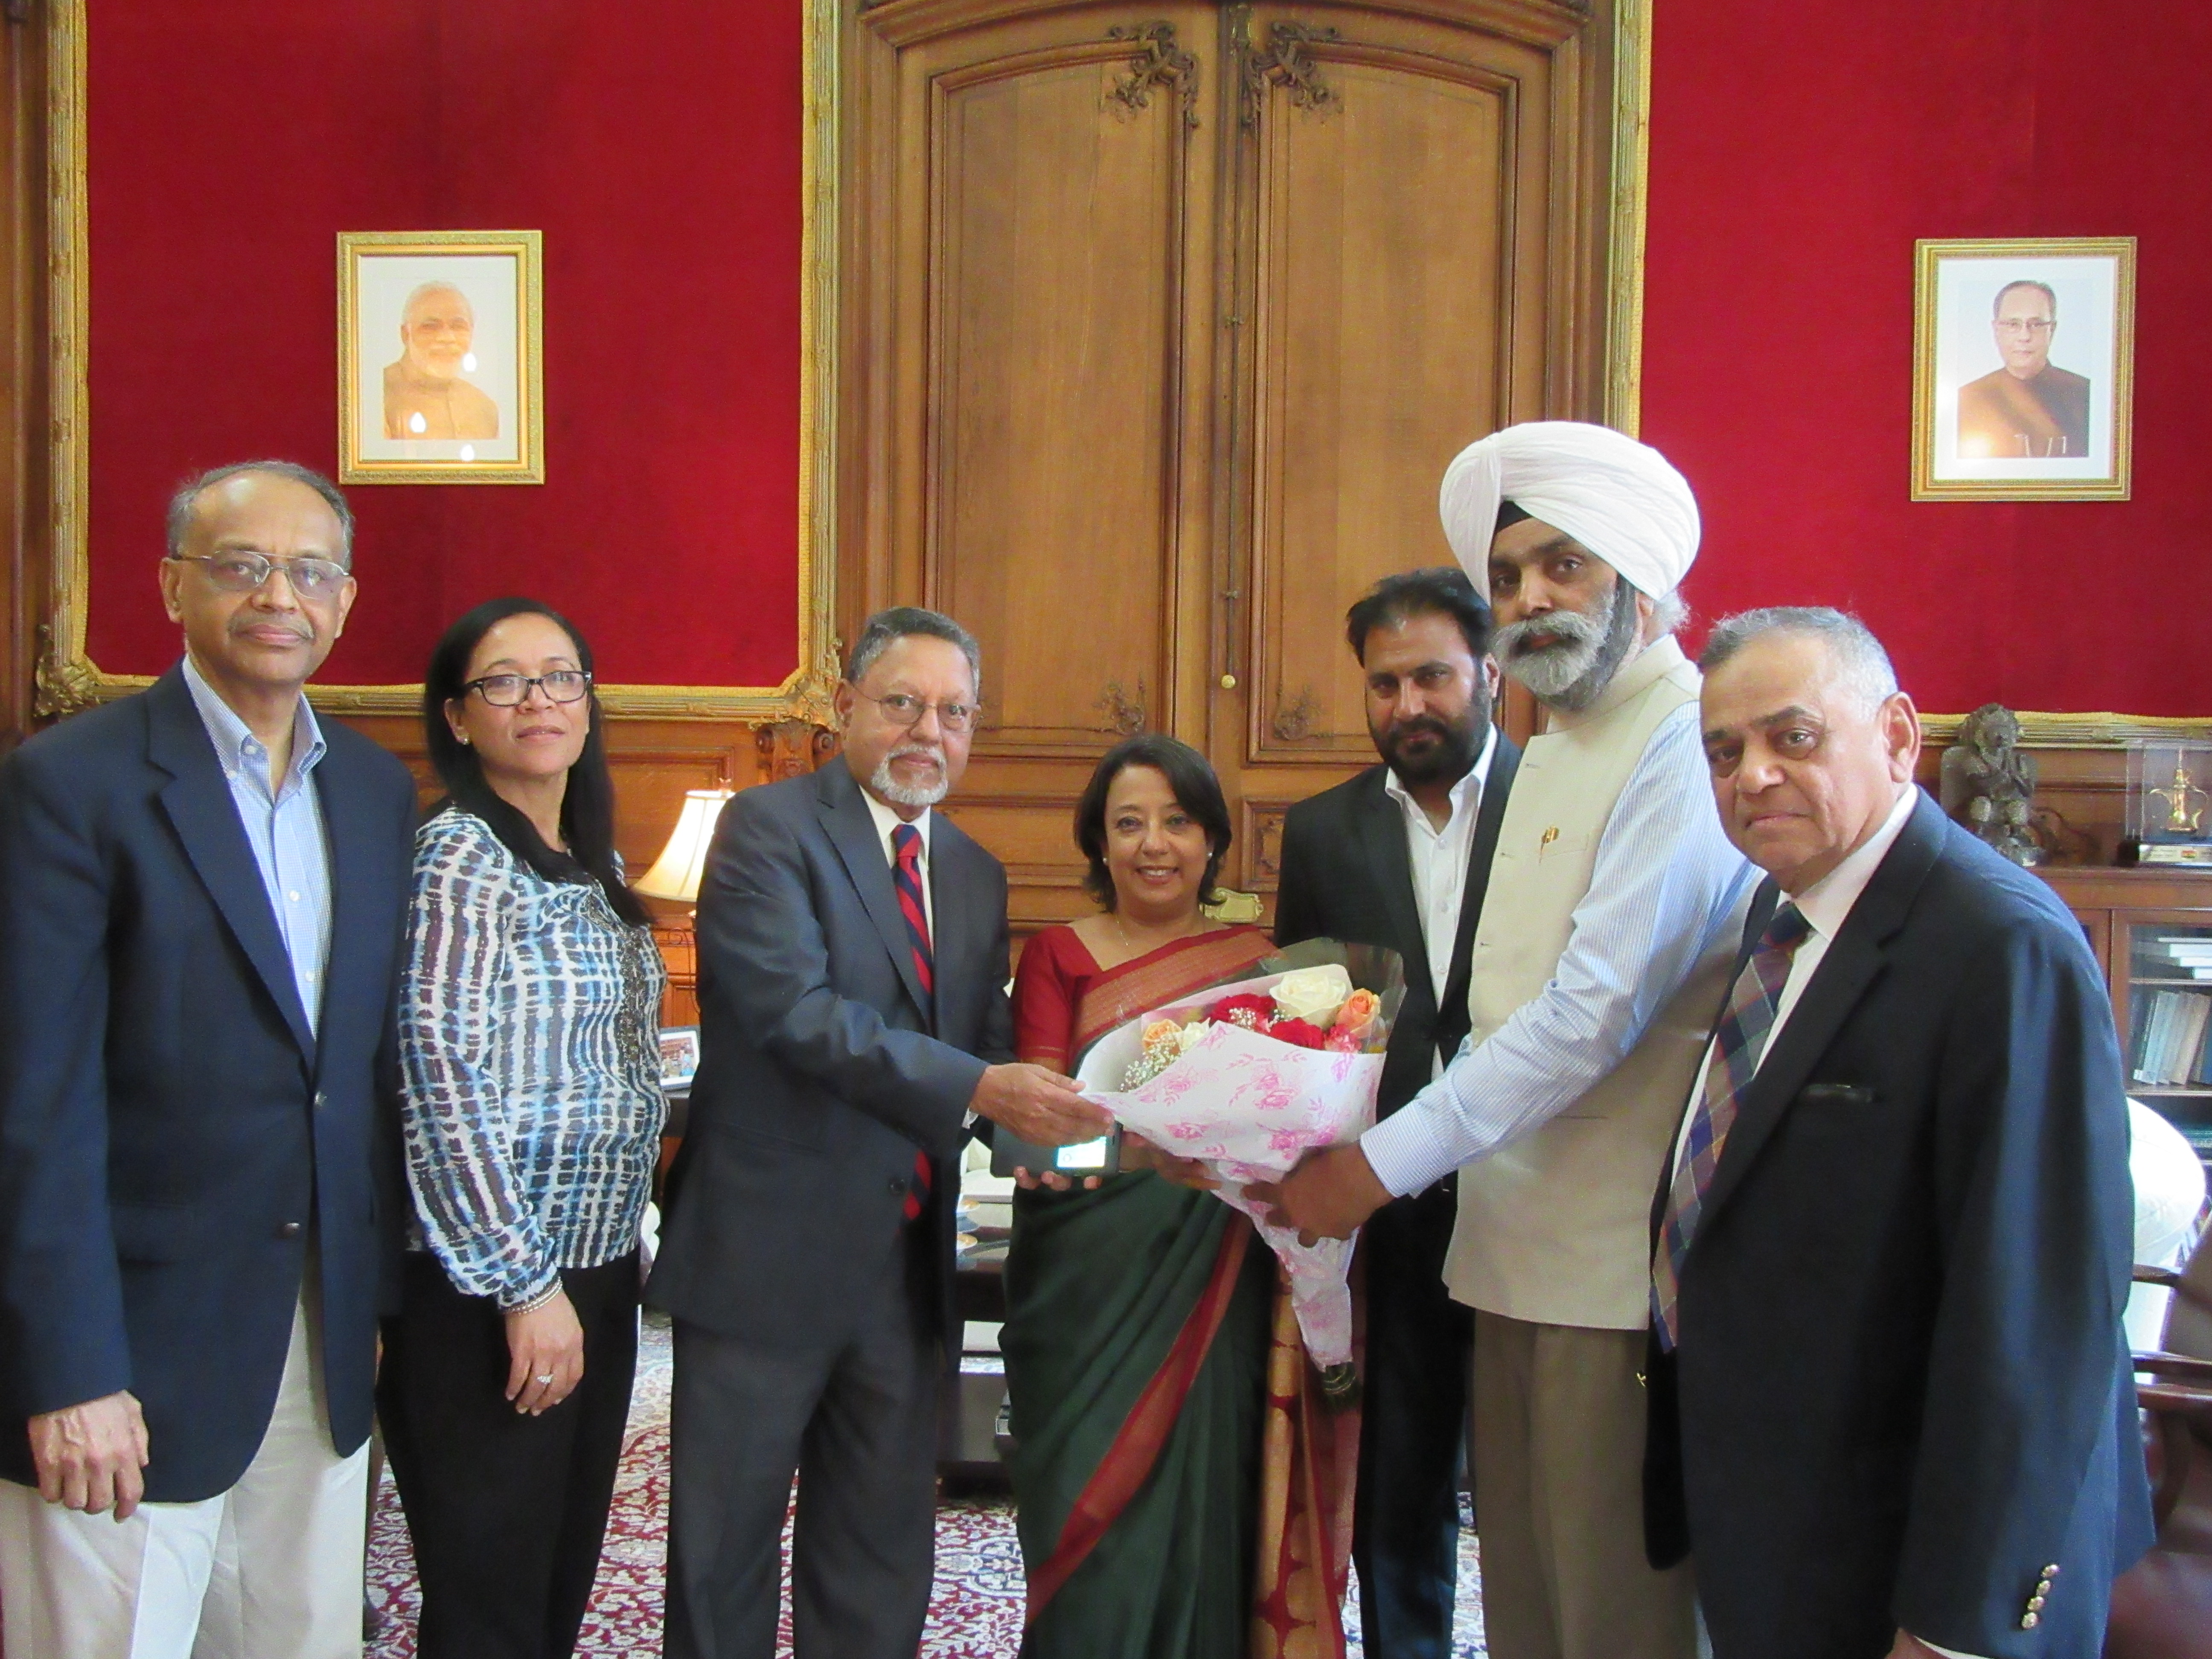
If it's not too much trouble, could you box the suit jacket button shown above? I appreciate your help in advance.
[314,1091,328,1109]
[2020,1613,2039,1630]
[2027,1595,2045,1611]
[888,1176,907,1196]
[2042,1563,2061,1577]
[275,1220,303,1240]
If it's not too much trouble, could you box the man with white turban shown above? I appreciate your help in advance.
[1252,421,1755,1659]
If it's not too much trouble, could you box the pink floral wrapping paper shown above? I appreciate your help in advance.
[1077,1016,1381,1367]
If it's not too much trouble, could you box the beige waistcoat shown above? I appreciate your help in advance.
[1444,635,1743,1331]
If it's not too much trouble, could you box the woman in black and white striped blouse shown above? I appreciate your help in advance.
[377,597,666,1659]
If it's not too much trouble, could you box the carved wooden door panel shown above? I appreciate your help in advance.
[1212,1,1595,894]
[849,1,1225,928]
[845,0,1624,931]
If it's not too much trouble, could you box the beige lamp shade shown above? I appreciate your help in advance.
[633,789,735,902]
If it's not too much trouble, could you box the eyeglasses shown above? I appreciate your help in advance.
[1995,317,2055,335]
[851,689,979,733]
[464,671,593,707]
[167,551,352,598]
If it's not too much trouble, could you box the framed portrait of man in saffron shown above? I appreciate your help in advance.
[1912,236,2135,501]
[338,230,544,484]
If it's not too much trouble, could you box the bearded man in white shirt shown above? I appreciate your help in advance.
[1254,421,1754,1659]
[1640,607,2151,1659]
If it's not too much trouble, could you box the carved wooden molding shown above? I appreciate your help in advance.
[1106,21,1199,130]
[1096,680,1147,736]
[1238,13,1341,129]
[754,719,839,782]
[1271,687,1322,742]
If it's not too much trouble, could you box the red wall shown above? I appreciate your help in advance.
[84,2,802,690]
[1642,0,2212,715]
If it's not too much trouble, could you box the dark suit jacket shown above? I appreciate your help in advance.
[0,666,416,1502]
[1644,793,2154,1658]
[648,757,1014,1349]
[1272,737,1520,1115]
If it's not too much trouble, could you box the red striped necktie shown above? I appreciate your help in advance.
[891,823,934,1222]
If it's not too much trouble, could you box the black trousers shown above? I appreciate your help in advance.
[1354,1179,1474,1659]
[662,1229,942,1659]
[378,1249,640,1659]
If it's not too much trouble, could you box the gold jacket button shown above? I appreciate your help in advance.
[2020,1612,2039,1630]
[2043,1563,2061,1576]
[2027,1595,2046,1611]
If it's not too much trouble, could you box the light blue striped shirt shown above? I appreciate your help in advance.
[181,654,332,1033]
[1362,699,1755,1197]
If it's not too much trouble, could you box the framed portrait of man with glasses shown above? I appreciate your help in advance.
[1912,236,2135,500]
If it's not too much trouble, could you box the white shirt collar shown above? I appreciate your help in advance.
[1785,785,1918,942]
[1382,723,1498,827]
[860,785,932,863]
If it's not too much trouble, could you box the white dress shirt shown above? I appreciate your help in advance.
[1667,784,1918,1179]
[1364,701,1755,1196]
[1383,725,1498,1015]
[1663,786,1985,1659]
[861,789,934,937]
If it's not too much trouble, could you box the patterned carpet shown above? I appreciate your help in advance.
[367,1315,1487,1656]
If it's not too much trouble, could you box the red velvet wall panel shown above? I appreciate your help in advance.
[1642,0,2212,715]
[84,2,801,689]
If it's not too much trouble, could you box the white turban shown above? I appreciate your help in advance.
[1438,421,1700,602]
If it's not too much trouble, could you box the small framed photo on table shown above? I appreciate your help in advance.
[338,229,544,484]
[658,1027,701,1092]
[1911,236,2135,501]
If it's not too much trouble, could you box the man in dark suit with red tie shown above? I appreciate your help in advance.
[1643,606,2152,1659]
[649,607,1110,1659]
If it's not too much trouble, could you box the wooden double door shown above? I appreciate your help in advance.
[841,0,1630,931]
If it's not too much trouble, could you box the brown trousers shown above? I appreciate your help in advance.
[1470,1311,1697,1659]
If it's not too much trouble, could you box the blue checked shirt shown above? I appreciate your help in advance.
[182,655,332,1033]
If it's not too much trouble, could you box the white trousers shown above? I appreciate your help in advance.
[0,1291,370,1659]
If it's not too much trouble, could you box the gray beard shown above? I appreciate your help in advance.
[870,748,949,809]
[1496,581,1640,713]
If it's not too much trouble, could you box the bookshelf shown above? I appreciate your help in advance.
[2040,868,2212,1169]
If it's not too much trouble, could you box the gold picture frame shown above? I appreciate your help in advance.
[338,230,544,486]
[35,0,842,723]
[1911,236,2135,501]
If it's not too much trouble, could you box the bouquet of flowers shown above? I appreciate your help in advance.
[1074,941,1406,1383]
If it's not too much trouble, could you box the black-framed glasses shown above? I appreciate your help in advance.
[464,670,593,707]
[851,689,979,733]
[167,551,352,599]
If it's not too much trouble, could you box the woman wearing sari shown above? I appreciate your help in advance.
[1002,733,1357,1659]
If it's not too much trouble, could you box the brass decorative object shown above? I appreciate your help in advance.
[2124,741,2212,867]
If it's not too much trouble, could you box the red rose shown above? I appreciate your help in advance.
[1208,993,1278,1029]
[1264,1017,1327,1050]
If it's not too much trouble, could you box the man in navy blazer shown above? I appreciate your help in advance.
[1643,608,2152,1659]
[0,463,417,1658]
[649,608,1108,1659]
[1272,568,1519,1658]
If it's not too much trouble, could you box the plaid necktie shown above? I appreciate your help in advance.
[891,823,934,1222]
[1651,902,1812,1351]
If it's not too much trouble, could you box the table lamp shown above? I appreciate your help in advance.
[634,789,735,909]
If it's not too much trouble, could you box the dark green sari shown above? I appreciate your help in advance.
[1002,925,1279,1658]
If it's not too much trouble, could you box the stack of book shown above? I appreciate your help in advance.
[2131,934,2212,1086]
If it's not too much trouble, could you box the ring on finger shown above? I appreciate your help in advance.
[533,1373,554,1385]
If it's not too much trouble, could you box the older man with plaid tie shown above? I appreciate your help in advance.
[648,607,1110,1659]
[1642,607,2151,1659]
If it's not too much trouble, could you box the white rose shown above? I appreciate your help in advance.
[1269,964,1354,1025]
